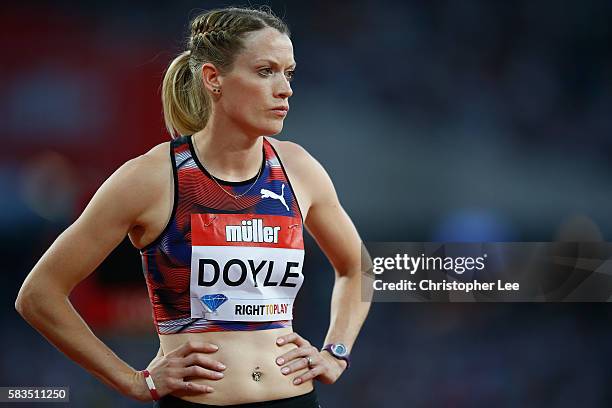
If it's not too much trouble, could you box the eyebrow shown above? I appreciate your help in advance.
[254,59,297,69]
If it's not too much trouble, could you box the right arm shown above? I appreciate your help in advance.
[15,153,224,401]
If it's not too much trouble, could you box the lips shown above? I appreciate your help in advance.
[270,106,289,118]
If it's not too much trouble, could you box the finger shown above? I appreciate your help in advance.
[276,345,317,366]
[181,366,224,380]
[175,380,214,394]
[281,356,311,375]
[182,353,226,371]
[293,366,323,385]
[276,332,309,347]
[168,341,219,357]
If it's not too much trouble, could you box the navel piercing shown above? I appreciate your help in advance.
[252,366,263,382]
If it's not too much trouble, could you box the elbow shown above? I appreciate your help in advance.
[15,287,34,319]
[334,265,362,279]
[15,272,66,319]
[16,281,67,323]
[15,283,45,321]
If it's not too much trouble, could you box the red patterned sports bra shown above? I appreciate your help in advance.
[139,135,304,334]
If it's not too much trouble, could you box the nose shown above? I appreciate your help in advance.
[274,76,293,99]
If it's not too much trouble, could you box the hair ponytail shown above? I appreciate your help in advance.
[161,50,210,139]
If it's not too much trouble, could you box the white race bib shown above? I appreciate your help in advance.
[190,213,304,322]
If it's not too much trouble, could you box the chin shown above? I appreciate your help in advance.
[260,124,284,136]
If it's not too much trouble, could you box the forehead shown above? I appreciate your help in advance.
[237,27,295,66]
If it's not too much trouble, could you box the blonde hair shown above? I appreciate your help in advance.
[161,6,290,139]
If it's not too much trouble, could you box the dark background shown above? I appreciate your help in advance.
[2,1,611,407]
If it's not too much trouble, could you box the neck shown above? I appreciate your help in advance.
[192,114,264,182]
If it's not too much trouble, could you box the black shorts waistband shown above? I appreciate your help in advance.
[154,389,319,408]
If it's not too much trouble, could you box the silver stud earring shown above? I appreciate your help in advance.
[213,88,221,94]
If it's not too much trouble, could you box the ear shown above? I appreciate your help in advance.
[201,63,222,92]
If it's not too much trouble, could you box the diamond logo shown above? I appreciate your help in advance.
[200,294,228,313]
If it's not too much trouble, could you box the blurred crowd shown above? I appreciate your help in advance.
[1,0,611,406]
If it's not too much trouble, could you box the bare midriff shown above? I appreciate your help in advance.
[159,327,313,405]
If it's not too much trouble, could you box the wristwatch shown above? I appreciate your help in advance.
[322,343,351,369]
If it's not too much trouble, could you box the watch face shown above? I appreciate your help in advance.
[332,343,348,356]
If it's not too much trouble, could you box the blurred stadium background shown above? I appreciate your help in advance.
[2,1,611,406]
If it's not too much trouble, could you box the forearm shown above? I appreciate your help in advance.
[16,289,140,398]
[323,270,371,351]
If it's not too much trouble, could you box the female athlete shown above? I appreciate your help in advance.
[15,6,370,407]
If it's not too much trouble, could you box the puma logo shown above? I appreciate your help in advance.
[260,184,290,211]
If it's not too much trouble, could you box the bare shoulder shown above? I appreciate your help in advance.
[125,141,171,185]
[140,141,172,169]
[265,137,315,175]
[126,140,172,207]
[265,136,307,157]
[97,141,171,221]
[265,137,338,212]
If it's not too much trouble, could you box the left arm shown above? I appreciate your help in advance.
[274,142,372,384]
[305,158,371,360]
